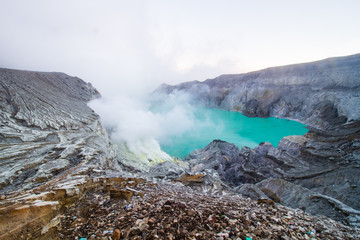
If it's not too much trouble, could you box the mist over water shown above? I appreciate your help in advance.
[90,92,308,160]
[89,92,195,161]
[157,107,309,158]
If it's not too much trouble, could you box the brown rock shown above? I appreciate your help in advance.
[176,174,205,185]
[260,188,281,203]
[112,229,120,240]
[130,227,141,236]
[257,199,275,207]
[110,189,134,201]
[148,218,156,224]
[163,205,172,211]
[187,210,196,216]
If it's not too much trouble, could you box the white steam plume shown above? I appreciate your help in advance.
[89,91,195,168]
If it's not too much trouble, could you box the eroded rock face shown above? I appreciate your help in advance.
[154,54,360,227]
[0,68,136,239]
[0,68,120,193]
[157,53,360,129]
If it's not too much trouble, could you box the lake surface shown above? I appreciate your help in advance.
[158,107,308,158]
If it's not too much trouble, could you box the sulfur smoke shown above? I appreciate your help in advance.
[89,91,196,163]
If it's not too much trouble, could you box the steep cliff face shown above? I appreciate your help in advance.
[158,53,360,129]
[154,54,360,227]
[0,68,120,193]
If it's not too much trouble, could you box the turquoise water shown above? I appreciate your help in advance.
[156,107,308,158]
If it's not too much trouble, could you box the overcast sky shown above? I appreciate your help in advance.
[1,0,359,97]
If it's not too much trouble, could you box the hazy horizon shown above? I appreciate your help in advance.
[1,1,360,97]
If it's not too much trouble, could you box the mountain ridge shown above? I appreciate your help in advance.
[157,53,360,129]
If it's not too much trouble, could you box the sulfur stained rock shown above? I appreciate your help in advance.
[109,189,134,201]
[176,174,205,185]
[257,198,275,207]
[0,200,59,240]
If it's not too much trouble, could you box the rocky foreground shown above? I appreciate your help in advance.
[59,178,360,240]
[2,177,359,239]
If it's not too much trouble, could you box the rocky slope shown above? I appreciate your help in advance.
[154,54,360,227]
[58,178,359,239]
[0,68,122,194]
[0,68,130,239]
[2,176,359,239]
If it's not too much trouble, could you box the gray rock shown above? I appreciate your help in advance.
[0,68,122,193]
[155,54,360,227]
[148,160,188,179]
[179,128,360,226]
[156,53,360,129]
[256,178,360,226]
[235,184,270,200]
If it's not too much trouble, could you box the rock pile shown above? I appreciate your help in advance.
[58,179,359,239]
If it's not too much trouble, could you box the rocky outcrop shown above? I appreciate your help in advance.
[154,54,360,227]
[0,176,143,239]
[0,68,133,195]
[0,68,135,239]
[157,53,360,129]
[176,124,360,226]
[0,68,123,194]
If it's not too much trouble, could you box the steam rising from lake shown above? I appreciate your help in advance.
[89,92,196,161]
[90,91,308,161]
